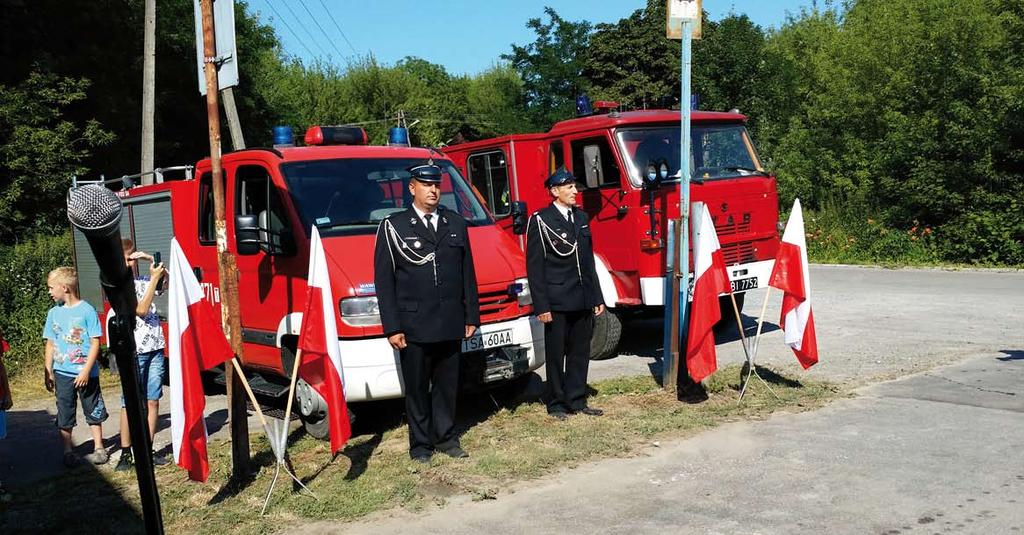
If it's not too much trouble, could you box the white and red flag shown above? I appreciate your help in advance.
[167,238,234,482]
[768,199,819,369]
[296,226,351,454]
[686,203,734,383]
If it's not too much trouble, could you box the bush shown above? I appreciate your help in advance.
[0,231,71,378]
[802,199,939,265]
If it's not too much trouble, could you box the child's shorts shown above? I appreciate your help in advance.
[120,349,165,406]
[54,373,108,429]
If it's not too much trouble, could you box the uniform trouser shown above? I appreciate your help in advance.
[544,309,594,414]
[400,339,461,457]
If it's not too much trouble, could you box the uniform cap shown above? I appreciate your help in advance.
[545,168,578,188]
[408,163,443,184]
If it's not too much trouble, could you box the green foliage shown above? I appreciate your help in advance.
[502,7,592,129]
[0,232,71,378]
[767,0,1024,265]
[0,72,114,239]
[802,200,940,265]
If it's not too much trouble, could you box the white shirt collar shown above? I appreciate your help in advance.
[412,205,438,227]
[552,201,573,221]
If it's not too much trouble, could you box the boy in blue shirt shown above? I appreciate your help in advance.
[43,267,109,467]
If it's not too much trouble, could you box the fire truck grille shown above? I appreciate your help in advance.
[479,289,515,321]
[720,242,756,266]
[714,217,751,237]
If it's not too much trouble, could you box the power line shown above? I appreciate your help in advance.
[261,0,319,59]
[278,0,332,58]
[298,0,350,60]
[317,0,359,56]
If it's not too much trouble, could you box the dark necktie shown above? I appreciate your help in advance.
[567,209,574,225]
[424,213,437,239]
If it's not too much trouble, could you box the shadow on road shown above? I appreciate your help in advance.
[997,349,1023,361]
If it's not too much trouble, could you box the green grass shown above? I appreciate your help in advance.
[0,366,842,534]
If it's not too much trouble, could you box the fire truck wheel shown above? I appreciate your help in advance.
[590,309,622,360]
[716,293,746,330]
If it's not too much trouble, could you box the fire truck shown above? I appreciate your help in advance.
[442,106,781,359]
[72,126,544,437]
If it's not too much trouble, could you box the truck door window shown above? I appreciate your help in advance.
[570,136,620,189]
[198,172,215,245]
[467,150,511,217]
[549,141,565,173]
[236,165,289,252]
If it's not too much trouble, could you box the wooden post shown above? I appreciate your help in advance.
[221,87,246,151]
[200,0,250,478]
[140,0,155,182]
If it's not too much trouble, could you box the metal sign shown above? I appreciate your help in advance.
[666,0,702,40]
[194,0,239,94]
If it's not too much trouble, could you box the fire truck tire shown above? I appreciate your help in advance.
[590,309,622,360]
[298,402,357,440]
[716,293,746,330]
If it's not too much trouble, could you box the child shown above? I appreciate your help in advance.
[115,239,168,471]
[43,267,109,467]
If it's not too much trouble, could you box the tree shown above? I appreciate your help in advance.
[502,7,592,130]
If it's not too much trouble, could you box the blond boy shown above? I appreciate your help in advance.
[44,267,108,467]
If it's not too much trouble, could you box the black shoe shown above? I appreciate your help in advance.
[152,452,171,466]
[411,452,432,464]
[576,407,604,416]
[441,446,469,459]
[115,451,134,472]
[549,411,569,421]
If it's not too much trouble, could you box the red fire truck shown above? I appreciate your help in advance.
[73,127,544,436]
[442,107,780,359]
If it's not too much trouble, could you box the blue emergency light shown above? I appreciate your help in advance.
[272,125,294,147]
[388,127,410,146]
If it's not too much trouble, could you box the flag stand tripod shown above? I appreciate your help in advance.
[259,350,317,515]
[732,288,780,401]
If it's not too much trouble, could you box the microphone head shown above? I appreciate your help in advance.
[67,185,123,236]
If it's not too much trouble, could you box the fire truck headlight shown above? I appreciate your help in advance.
[511,277,532,306]
[646,163,658,183]
[340,296,381,327]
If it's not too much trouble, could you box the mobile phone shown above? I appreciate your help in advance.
[153,251,162,266]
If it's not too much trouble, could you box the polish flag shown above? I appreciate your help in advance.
[769,199,819,368]
[297,226,351,454]
[167,239,234,482]
[686,203,734,383]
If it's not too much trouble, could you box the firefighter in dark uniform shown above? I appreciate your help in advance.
[374,163,479,462]
[526,168,606,420]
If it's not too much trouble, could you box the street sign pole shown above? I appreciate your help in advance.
[676,17,694,390]
[663,1,698,391]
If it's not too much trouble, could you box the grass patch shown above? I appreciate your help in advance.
[0,365,842,534]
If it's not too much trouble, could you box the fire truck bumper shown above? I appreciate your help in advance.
[338,315,545,403]
[640,259,776,306]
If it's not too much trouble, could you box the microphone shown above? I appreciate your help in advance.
[67,185,138,318]
[66,184,164,532]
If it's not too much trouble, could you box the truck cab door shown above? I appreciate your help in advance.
[567,133,639,300]
[230,162,305,374]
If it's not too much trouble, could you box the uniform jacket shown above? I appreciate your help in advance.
[374,206,480,343]
[526,203,604,314]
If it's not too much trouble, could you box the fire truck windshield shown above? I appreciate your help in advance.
[281,158,492,236]
[615,124,764,186]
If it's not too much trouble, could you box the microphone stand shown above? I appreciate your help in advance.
[68,185,164,534]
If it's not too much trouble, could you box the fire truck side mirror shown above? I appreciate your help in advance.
[511,201,528,235]
[582,145,602,189]
[235,214,261,256]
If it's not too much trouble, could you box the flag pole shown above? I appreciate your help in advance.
[737,288,780,401]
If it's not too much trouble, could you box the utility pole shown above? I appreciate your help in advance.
[221,87,246,150]
[200,0,250,478]
[141,0,155,183]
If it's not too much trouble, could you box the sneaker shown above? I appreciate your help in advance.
[115,450,134,472]
[85,448,109,465]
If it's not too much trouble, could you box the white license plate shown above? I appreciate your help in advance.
[463,328,514,353]
[730,276,758,292]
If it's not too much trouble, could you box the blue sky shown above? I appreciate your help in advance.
[250,1,816,75]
